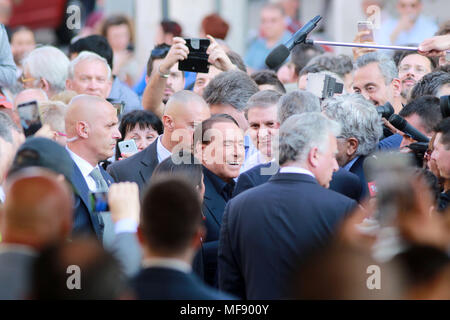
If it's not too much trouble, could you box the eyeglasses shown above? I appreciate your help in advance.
[20,75,37,84]
[398,64,428,74]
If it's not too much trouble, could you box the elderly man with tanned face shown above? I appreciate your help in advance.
[65,95,121,241]
[107,90,211,192]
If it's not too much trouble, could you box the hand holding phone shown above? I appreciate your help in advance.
[357,21,374,42]
[17,100,42,136]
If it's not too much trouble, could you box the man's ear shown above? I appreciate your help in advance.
[76,121,89,139]
[162,115,173,131]
[391,78,402,98]
[66,79,72,91]
[347,137,359,157]
[40,78,51,93]
[308,146,320,168]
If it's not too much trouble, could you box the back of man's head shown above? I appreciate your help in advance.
[322,93,382,157]
[2,168,73,249]
[69,35,114,70]
[140,177,203,257]
[410,71,450,102]
[32,237,129,299]
[251,70,286,94]
[291,43,325,76]
[306,53,354,80]
[399,96,442,135]
[203,70,259,111]
[278,90,321,124]
[22,46,70,95]
[435,117,450,149]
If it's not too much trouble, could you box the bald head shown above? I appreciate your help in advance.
[164,90,209,118]
[65,94,114,136]
[2,167,73,249]
[160,90,211,151]
[14,89,48,109]
[65,94,121,166]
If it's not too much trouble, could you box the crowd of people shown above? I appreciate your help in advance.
[0,0,449,300]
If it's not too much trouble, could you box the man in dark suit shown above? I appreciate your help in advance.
[132,177,234,300]
[0,168,73,299]
[218,113,357,299]
[234,162,363,201]
[193,114,245,287]
[322,94,383,199]
[65,95,120,242]
[107,90,210,192]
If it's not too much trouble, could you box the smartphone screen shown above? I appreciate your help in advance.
[357,21,374,42]
[17,100,42,136]
[178,38,210,73]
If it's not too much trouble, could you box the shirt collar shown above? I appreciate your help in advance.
[141,257,192,274]
[203,166,235,201]
[343,156,360,171]
[66,146,96,180]
[279,166,316,179]
[156,135,171,163]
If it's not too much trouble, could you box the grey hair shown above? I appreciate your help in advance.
[22,46,70,93]
[0,112,16,144]
[322,94,383,156]
[278,90,321,124]
[39,101,68,133]
[68,51,112,80]
[203,70,259,111]
[355,52,398,85]
[244,90,282,119]
[306,53,354,79]
[278,112,341,165]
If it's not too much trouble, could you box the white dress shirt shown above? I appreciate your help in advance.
[0,185,5,203]
[279,166,316,179]
[156,135,171,163]
[141,257,192,274]
[66,146,98,191]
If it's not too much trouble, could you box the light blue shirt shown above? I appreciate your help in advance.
[343,156,360,172]
[109,77,143,115]
[0,24,17,88]
[374,15,438,46]
[244,31,292,71]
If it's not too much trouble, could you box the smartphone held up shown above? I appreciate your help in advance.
[178,38,211,73]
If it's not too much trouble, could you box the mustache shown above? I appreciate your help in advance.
[402,77,416,83]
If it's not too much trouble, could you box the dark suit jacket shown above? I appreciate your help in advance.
[202,168,232,288]
[0,249,36,299]
[70,162,114,241]
[348,156,368,200]
[233,163,363,202]
[107,139,158,192]
[219,173,357,299]
[131,267,234,300]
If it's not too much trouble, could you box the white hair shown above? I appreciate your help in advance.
[22,46,70,93]
[322,94,383,156]
[68,51,112,80]
[278,112,341,165]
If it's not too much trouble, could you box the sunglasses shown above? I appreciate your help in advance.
[151,45,171,58]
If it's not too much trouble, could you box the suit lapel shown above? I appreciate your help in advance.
[138,140,159,187]
[71,163,102,238]
[203,173,227,227]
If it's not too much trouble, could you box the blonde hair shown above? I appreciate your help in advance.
[39,101,68,133]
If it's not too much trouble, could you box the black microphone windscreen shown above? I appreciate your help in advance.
[388,114,407,131]
[265,44,290,69]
